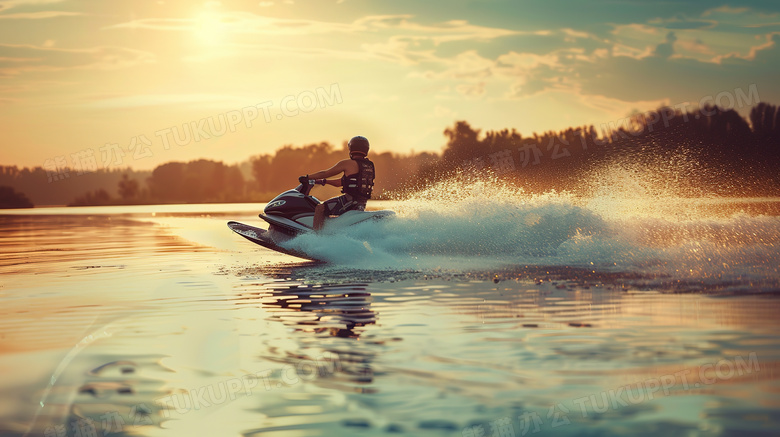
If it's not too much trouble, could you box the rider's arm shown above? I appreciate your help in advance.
[308,160,350,179]
[312,178,341,187]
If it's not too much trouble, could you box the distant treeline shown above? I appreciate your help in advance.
[1,102,779,207]
[413,102,780,196]
[0,144,436,206]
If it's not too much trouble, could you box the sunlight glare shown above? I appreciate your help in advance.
[194,11,226,46]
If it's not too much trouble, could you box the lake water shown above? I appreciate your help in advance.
[2,190,780,436]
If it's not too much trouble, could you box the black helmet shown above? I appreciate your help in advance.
[348,135,369,155]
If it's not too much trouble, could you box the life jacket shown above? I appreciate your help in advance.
[341,157,374,200]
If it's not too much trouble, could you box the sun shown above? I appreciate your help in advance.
[193,11,226,46]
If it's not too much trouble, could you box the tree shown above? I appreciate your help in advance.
[251,154,272,192]
[145,159,246,203]
[147,162,185,202]
[118,174,139,201]
[750,103,776,135]
[68,189,111,206]
[0,186,33,208]
[441,121,481,164]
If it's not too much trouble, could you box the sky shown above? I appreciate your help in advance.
[1,0,779,171]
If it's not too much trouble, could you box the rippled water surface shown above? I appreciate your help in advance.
[1,198,779,437]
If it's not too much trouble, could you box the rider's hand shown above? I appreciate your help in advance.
[298,175,309,184]
[317,179,326,186]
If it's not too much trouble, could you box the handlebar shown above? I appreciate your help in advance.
[296,177,328,196]
[296,181,313,196]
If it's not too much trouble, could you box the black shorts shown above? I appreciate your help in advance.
[322,194,366,216]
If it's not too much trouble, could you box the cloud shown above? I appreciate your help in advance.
[702,6,749,16]
[0,0,80,19]
[109,11,524,74]
[571,89,669,120]
[108,11,521,46]
[561,28,601,43]
[108,11,356,35]
[504,64,571,98]
[497,51,560,71]
[675,37,714,56]
[712,31,780,63]
[352,16,534,70]
[653,31,677,59]
[575,29,780,106]
[0,10,80,18]
[355,16,520,44]
[611,6,780,63]
[83,93,247,109]
[647,15,717,31]
[181,41,371,62]
[610,43,654,59]
[406,50,497,99]
[409,46,576,100]
[433,105,457,118]
[496,51,573,97]
[361,36,438,65]
[353,5,779,106]
[610,23,665,59]
[0,0,64,11]
[397,4,780,105]
[0,43,155,76]
[455,81,485,97]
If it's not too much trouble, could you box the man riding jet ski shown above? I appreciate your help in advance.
[301,135,375,231]
[260,136,394,235]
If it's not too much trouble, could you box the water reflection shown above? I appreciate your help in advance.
[262,283,376,339]
[246,280,381,392]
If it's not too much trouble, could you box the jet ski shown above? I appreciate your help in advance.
[260,178,395,235]
[228,179,394,260]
